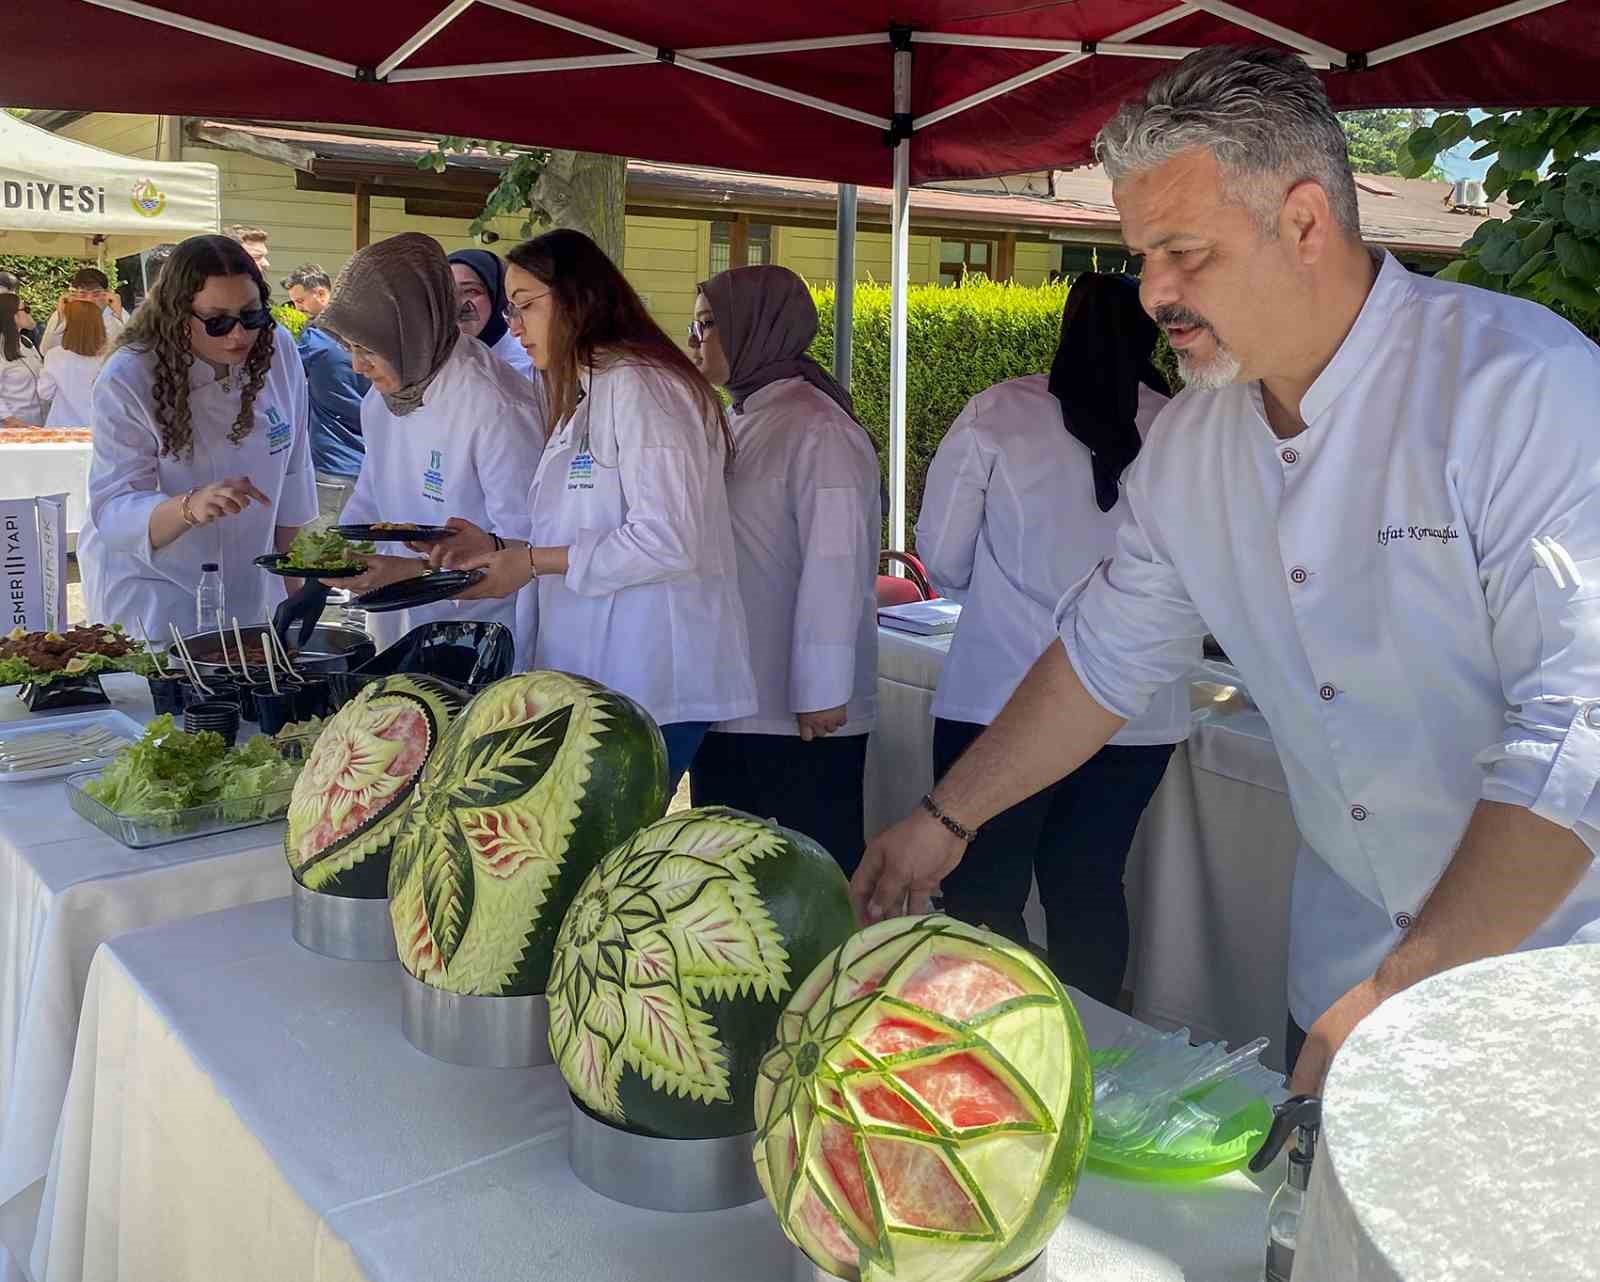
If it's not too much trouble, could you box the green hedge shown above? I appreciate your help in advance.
[0,254,119,317]
[272,303,308,338]
[808,278,1070,543]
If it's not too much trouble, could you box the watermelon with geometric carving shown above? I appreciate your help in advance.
[754,915,1092,1282]
[285,674,465,898]
[548,807,856,1139]
[387,671,669,996]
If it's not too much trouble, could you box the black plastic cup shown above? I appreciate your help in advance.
[183,700,241,747]
[250,686,299,735]
[146,672,187,717]
[293,679,332,723]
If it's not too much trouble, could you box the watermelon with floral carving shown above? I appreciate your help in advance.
[387,671,669,997]
[754,915,1092,1282]
[548,807,856,1140]
[285,674,464,898]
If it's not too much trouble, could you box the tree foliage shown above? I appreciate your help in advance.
[1402,109,1600,330]
[1341,110,1444,180]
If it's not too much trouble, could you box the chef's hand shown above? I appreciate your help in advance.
[425,517,495,569]
[1287,976,1384,1097]
[797,705,848,741]
[339,553,426,595]
[452,546,532,600]
[99,289,124,319]
[188,476,272,525]
[850,809,967,924]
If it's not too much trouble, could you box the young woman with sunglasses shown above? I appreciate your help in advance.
[431,229,756,789]
[78,234,319,640]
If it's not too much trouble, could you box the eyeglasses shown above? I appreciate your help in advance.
[502,292,550,328]
[687,317,716,347]
[191,307,271,338]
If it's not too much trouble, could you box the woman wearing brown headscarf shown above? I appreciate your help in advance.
[316,233,545,661]
[685,265,883,873]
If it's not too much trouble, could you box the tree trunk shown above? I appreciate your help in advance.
[530,150,627,264]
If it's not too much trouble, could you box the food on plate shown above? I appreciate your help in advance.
[84,713,301,823]
[388,671,669,997]
[0,623,149,686]
[755,915,1093,1282]
[285,675,464,897]
[549,807,856,1139]
[280,526,375,572]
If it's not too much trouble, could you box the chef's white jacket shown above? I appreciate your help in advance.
[529,359,756,726]
[716,377,880,736]
[0,345,44,422]
[1056,252,1600,1027]
[919,374,1189,745]
[340,337,545,664]
[78,324,319,641]
[489,328,537,380]
[38,348,102,427]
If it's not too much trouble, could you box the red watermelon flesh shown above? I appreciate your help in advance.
[297,706,429,862]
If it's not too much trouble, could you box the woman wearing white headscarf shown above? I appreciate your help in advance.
[317,233,545,662]
[686,265,882,872]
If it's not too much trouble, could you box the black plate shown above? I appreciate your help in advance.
[352,569,486,613]
[334,523,458,544]
[254,553,367,580]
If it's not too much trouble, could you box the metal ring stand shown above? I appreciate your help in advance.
[291,881,396,961]
[398,967,552,1067]
[566,1095,765,1212]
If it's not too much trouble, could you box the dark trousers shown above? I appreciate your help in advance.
[932,718,1175,1007]
[690,731,870,876]
[1285,1015,1308,1079]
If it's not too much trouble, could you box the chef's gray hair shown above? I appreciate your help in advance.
[1095,46,1361,239]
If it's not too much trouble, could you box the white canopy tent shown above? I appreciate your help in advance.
[0,111,220,260]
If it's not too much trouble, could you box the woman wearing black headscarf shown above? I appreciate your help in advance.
[449,249,536,380]
[684,265,882,871]
[914,272,1190,1005]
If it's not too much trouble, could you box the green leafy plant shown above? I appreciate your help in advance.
[1341,109,1446,180]
[0,254,119,319]
[418,137,553,241]
[271,302,308,338]
[1401,109,1600,330]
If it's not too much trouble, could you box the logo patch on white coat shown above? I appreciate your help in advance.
[265,406,292,455]
[423,449,445,503]
[567,450,594,492]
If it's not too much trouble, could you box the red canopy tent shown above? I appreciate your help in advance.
[4,0,1593,544]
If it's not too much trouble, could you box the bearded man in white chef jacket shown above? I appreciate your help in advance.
[853,45,1600,1096]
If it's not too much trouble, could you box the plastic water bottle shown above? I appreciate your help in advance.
[196,562,225,633]
[1250,1095,1321,1282]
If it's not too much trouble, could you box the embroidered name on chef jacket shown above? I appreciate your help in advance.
[1377,523,1461,548]
[423,449,446,503]
[265,406,292,456]
[567,450,595,491]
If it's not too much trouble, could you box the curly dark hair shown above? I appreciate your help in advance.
[114,234,276,458]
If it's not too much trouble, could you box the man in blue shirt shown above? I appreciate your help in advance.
[285,264,368,525]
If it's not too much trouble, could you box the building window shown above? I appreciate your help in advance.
[938,238,993,285]
[710,220,773,274]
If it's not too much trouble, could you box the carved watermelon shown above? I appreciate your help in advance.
[387,671,669,997]
[285,674,464,898]
[754,915,1092,1282]
[548,806,857,1140]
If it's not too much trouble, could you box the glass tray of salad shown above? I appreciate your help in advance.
[63,714,302,848]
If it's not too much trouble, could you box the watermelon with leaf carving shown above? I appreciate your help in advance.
[754,915,1092,1282]
[387,671,669,996]
[285,674,464,898]
[548,807,856,1140]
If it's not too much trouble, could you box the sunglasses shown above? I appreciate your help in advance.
[191,307,271,338]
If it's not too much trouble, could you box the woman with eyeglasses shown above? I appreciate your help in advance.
[78,234,318,641]
[684,266,882,871]
[431,228,756,789]
[315,234,546,662]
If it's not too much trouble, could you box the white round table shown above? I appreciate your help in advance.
[1296,945,1600,1281]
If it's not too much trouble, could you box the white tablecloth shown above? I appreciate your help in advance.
[26,897,1283,1282]
[0,676,290,1280]
[1296,945,1600,1282]
[867,627,1303,1070]
[0,445,91,537]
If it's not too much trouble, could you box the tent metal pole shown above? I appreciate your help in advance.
[389,52,650,82]
[681,34,888,59]
[1366,0,1569,66]
[888,40,912,555]
[833,184,857,392]
[80,0,361,77]
[377,0,479,79]
[1186,0,1348,64]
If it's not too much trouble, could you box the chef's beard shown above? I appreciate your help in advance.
[1154,305,1242,390]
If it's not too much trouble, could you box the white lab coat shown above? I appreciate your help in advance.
[0,345,43,422]
[341,337,545,664]
[716,377,880,736]
[489,328,537,380]
[1057,251,1600,1027]
[38,348,102,427]
[528,359,756,726]
[78,324,319,641]
[918,374,1189,746]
